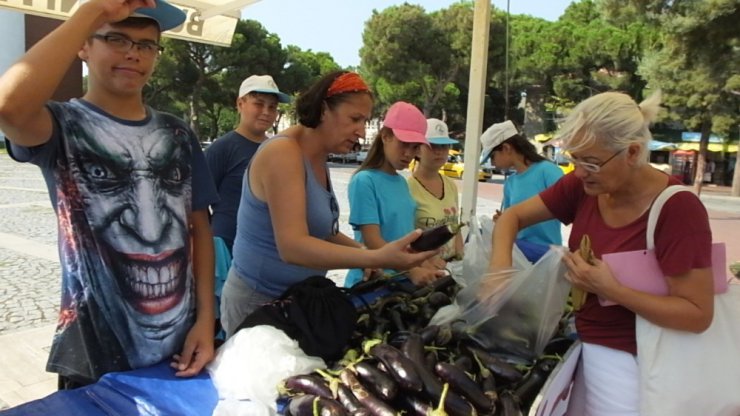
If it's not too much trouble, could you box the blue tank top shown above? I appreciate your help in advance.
[231,137,338,297]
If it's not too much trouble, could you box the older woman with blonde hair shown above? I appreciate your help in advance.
[488,91,715,415]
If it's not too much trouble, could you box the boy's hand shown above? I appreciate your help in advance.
[408,266,447,286]
[92,0,157,24]
[170,318,215,377]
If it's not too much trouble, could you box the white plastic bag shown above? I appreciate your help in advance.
[208,325,326,415]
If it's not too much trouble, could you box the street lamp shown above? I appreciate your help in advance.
[520,91,527,128]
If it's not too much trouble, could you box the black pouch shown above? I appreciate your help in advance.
[235,276,357,362]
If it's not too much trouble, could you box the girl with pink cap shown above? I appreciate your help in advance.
[345,102,448,287]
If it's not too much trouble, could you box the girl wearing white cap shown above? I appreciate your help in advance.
[408,118,464,262]
[481,120,563,261]
[345,102,448,287]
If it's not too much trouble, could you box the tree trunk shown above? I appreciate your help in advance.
[188,98,199,138]
[691,119,711,195]
[732,146,740,197]
[188,76,204,139]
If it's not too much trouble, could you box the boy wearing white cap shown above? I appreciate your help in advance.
[0,0,218,387]
[206,75,291,253]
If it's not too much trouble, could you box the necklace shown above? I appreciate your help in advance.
[414,174,445,200]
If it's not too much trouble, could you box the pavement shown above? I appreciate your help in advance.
[0,155,738,410]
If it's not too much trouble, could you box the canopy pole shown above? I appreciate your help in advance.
[460,0,491,226]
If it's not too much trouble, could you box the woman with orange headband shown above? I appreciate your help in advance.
[219,71,438,338]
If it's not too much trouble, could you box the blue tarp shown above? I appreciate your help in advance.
[0,362,218,416]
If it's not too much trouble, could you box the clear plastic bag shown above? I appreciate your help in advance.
[431,215,530,327]
[460,246,570,360]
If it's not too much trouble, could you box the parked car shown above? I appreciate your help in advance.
[410,150,491,181]
[552,152,574,174]
[445,151,491,181]
[329,152,359,163]
[357,150,368,164]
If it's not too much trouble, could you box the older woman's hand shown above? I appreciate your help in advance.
[562,251,621,300]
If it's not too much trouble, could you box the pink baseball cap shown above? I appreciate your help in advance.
[382,102,429,145]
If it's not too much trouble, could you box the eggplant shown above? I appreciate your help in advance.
[434,362,495,413]
[452,355,473,373]
[418,325,440,345]
[354,361,398,401]
[339,369,396,416]
[400,334,477,416]
[427,291,452,308]
[280,374,333,399]
[498,391,523,416]
[512,358,560,409]
[366,342,423,392]
[287,394,348,416]
[410,223,464,252]
[481,374,499,403]
[336,383,365,413]
[395,394,434,415]
[465,346,523,384]
[389,309,407,333]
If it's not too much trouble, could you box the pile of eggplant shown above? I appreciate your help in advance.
[279,276,574,416]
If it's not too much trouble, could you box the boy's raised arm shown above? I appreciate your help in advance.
[0,0,154,146]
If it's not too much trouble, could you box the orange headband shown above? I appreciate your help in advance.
[326,72,370,98]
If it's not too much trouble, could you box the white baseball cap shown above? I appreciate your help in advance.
[238,75,291,103]
[426,118,457,145]
[480,120,519,159]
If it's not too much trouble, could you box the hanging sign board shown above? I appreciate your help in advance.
[0,0,238,46]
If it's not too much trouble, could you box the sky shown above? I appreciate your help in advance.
[240,0,575,68]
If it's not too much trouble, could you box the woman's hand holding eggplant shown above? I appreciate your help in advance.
[562,250,621,300]
[373,229,439,271]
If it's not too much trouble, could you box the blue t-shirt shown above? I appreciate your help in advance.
[345,169,416,287]
[205,130,262,249]
[4,99,218,383]
[231,138,339,298]
[503,160,563,246]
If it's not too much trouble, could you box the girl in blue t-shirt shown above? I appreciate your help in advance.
[345,102,447,287]
[481,120,564,261]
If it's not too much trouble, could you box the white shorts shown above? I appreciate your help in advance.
[567,342,640,416]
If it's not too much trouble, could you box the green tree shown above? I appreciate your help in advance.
[360,4,458,117]
[280,45,341,125]
[637,0,739,195]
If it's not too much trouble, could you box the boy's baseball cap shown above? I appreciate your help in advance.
[382,101,428,145]
[132,0,187,32]
[238,75,292,103]
[480,120,519,159]
[426,118,457,145]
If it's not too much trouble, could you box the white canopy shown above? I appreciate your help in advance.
[0,0,253,45]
